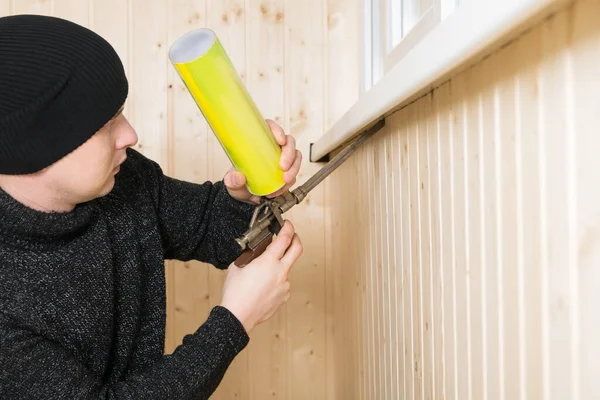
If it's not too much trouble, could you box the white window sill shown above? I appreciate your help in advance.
[310,0,571,162]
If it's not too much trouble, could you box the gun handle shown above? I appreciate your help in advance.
[233,234,273,267]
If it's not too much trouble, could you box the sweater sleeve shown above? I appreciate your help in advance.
[0,306,248,400]
[126,149,255,269]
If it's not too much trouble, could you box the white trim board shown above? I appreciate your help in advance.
[310,0,573,162]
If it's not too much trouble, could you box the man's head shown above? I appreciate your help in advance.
[0,14,138,211]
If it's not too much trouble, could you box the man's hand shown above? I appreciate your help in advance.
[224,119,302,204]
[220,221,303,332]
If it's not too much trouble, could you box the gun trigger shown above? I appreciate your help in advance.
[267,201,284,235]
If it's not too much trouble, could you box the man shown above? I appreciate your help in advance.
[0,14,303,399]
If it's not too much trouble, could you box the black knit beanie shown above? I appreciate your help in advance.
[0,14,129,175]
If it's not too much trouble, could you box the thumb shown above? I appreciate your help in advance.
[265,221,295,260]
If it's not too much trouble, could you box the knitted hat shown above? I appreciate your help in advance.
[0,14,129,175]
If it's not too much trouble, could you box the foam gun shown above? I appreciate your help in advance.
[169,28,385,267]
[232,118,385,267]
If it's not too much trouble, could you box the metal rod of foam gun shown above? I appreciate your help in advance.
[233,118,385,267]
[294,118,386,201]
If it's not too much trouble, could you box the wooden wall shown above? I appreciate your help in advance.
[6,0,600,399]
[0,0,360,399]
[325,0,600,398]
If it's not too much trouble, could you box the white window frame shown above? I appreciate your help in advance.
[362,0,456,94]
[313,0,569,163]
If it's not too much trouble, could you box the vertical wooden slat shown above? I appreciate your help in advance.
[53,0,88,26]
[450,69,470,400]
[494,29,522,400]
[466,60,485,400]
[203,2,250,398]
[245,1,286,398]
[324,157,336,400]
[357,145,366,400]
[129,0,168,168]
[283,0,327,398]
[572,0,600,397]
[419,93,434,400]
[0,0,10,15]
[477,52,502,400]
[539,9,574,400]
[385,126,398,400]
[380,128,393,399]
[430,83,445,400]
[411,100,424,400]
[324,1,360,396]
[374,126,387,400]
[390,112,406,400]
[11,0,52,15]
[399,105,415,400]
[514,22,545,400]
[92,0,129,84]
[436,80,457,400]
[367,137,377,399]
[164,0,210,359]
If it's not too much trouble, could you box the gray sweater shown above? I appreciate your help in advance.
[0,148,255,399]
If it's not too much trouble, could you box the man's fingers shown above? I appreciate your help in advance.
[279,135,296,170]
[281,234,303,270]
[283,150,301,183]
[224,169,246,188]
[265,221,295,259]
[266,119,286,145]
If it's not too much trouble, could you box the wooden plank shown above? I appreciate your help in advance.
[538,8,576,399]
[491,29,522,400]
[385,123,399,400]
[449,69,469,400]
[0,0,10,15]
[164,0,211,366]
[92,0,130,88]
[398,104,415,400]
[11,0,51,15]
[282,0,327,398]
[390,111,408,400]
[373,128,390,399]
[465,59,485,400]
[324,0,360,396]
[245,1,287,398]
[128,0,169,168]
[437,80,457,400]
[326,0,360,127]
[513,22,545,400]
[53,0,88,26]
[202,2,250,398]
[323,153,336,400]
[359,143,369,400]
[418,92,434,400]
[571,0,600,396]
[408,94,422,400]
[366,136,377,399]
[478,51,502,400]
[430,81,446,399]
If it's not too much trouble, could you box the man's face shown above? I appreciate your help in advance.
[41,107,138,203]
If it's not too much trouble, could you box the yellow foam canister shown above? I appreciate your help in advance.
[168,28,285,197]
